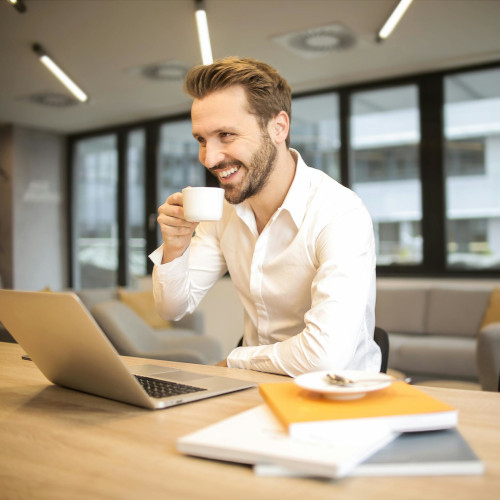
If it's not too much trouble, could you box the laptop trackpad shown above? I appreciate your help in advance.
[130,364,178,376]
[159,371,212,383]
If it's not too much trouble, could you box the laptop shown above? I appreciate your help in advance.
[0,289,255,409]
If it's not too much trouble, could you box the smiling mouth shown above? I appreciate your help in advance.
[219,166,240,178]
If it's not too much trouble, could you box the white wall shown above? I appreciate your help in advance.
[0,125,67,290]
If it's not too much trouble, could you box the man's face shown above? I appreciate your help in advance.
[191,86,277,204]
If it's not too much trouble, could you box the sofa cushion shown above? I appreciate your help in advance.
[375,288,428,335]
[425,287,491,337]
[117,288,172,329]
[388,333,477,379]
[480,287,500,330]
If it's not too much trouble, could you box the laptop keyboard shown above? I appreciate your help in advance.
[134,375,207,399]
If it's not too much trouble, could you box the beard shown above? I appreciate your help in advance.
[210,132,278,205]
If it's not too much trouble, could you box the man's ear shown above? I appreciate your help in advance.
[270,111,290,145]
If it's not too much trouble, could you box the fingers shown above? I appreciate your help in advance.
[157,192,188,227]
[156,191,198,263]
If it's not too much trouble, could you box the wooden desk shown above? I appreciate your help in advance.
[1,343,499,500]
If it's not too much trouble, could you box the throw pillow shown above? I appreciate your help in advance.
[118,288,172,329]
[480,287,500,330]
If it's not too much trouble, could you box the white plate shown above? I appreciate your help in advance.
[294,370,393,400]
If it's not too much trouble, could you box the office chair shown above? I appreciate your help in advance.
[373,326,389,373]
[235,325,390,373]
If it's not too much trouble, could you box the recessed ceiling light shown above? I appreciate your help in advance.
[19,92,79,108]
[272,23,357,59]
[141,63,188,81]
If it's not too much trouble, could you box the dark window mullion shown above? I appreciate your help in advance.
[339,89,351,187]
[117,130,129,286]
[145,124,159,274]
[419,74,446,273]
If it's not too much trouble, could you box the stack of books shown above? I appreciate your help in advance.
[177,378,483,479]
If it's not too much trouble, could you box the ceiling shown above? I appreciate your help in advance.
[1,0,500,135]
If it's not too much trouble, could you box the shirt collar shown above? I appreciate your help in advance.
[232,148,310,231]
[280,149,309,229]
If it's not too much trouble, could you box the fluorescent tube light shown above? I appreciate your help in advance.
[32,44,88,103]
[378,0,414,41]
[195,0,213,65]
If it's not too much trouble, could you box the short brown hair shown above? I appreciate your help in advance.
[184,57,292,146]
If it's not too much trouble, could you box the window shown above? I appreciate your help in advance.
[444,67,500,270]
[157,121,206,245]
[126,129,147,283]
[446,139,485,177]
[350,85,422,265]
[158,121,205,199]
[290,93,340,180]
[73,135,118,288]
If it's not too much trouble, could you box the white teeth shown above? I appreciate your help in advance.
[219,166,239,178]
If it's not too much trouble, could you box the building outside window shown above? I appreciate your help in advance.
[444,67,500,270]
[157,121,205,245]
[290,93,340,181]
[350,85,422,266]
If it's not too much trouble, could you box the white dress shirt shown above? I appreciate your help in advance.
[150,150,380,377]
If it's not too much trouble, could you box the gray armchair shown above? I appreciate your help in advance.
[476,322,500,392]
[76,288,222,365]
[91,301,222,365]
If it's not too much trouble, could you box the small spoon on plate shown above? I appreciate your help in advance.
[325,372,412,386]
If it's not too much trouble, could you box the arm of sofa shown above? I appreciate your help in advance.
[91,300,221,365]
[476,322,500,392]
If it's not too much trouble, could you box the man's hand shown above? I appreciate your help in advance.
[157,191,198,264]
[216,359,228,367]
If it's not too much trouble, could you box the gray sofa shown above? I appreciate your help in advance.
[76,288,223,365]
[376,279,500,387]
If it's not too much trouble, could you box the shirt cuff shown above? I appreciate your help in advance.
[149,244,190,280]
[227,343,287,375]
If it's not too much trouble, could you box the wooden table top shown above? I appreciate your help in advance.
[1,342,499,500]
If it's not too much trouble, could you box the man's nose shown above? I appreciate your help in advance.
[201,141,225,169]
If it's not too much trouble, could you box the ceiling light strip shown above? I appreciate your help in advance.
[7,0,27,13]
[378,0,414,41]
[195,0,213,65]
[32,44,88,103]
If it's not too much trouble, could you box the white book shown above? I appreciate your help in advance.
[177,404,397,479]
[253,428,484,478]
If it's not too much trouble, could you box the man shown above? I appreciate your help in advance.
[149,57,380,377]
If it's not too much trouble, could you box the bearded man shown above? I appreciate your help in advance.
[150,57,380,377]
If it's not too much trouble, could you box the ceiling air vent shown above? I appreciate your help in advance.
[272,23,357,59]
[20,92,79,107]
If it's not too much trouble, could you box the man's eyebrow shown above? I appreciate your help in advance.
[192,127,237,139]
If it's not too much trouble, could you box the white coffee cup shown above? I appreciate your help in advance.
[182,187,225,222]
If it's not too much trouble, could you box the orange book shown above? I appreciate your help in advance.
[259,382,457,442]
